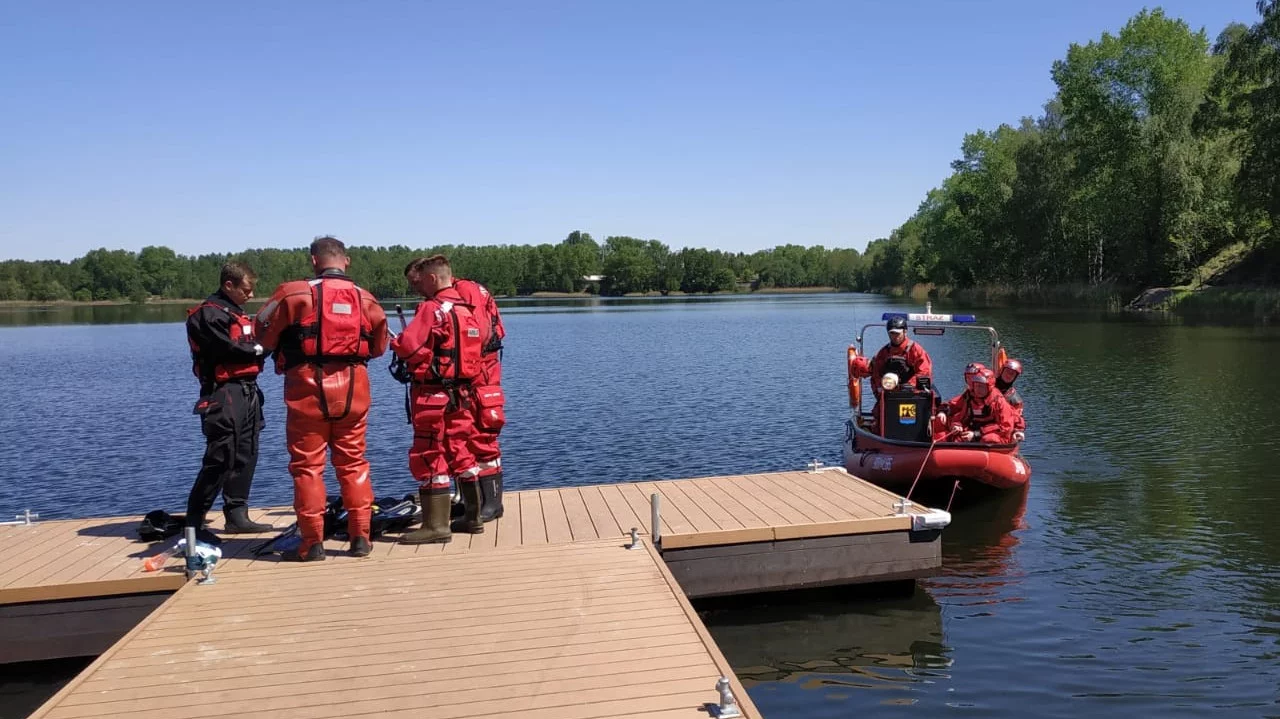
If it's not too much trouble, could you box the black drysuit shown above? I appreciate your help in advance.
[185,291,265,527]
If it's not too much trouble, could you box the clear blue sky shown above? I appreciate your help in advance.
[0,0,1259,261]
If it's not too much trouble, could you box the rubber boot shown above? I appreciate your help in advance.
[457,481,484,534]
[349,536,372,557]
[479,472,504,522]
[223,506,274,534]
[399,490,452,544]
[282,543,325,562]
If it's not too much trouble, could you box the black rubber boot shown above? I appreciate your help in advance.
[282,543,325,562]
[479,472,504,522]
[349,536,372,557]
[457,481,484,534]
[223,506,274,534]
[400,490,452,544]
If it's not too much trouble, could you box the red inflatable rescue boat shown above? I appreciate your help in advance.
[841,306,1032,493]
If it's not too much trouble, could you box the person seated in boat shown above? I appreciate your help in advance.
[996,359,1026,442]
[931,361,985,436]
[936,366,1016,443]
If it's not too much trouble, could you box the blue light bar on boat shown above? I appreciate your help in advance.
[881,312,977,324]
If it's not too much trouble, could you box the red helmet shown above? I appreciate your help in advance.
[964,362,987,382]
[1000,359,1023,384]
[968,367,995,398]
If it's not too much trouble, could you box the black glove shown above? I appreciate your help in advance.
[389,356,412,384]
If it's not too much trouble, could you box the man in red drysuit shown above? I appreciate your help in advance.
[937,367,1016,444]
[451,275,507,522]
[865,316,935,432]
[255,236,389,561]
[392,254,487,544]
[996,359,1027,442]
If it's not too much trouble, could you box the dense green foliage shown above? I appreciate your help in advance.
[865,3,1280,290]
[0,232,864,301]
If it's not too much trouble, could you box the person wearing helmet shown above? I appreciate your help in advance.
[866,316,934,433]
[932,362,986,435]
[996,359,1026,442]
[870,316,934,397]
[938,367,1016,443]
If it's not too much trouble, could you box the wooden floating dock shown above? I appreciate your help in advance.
[2,467,950,718]
[29,539,763,719]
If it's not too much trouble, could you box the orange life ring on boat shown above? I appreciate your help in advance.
[847,345,863,408]
[997,346,1008,371]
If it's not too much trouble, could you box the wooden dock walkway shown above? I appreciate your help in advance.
[1,468,946,608]
[28,538,762,719]
[4,467,950,718]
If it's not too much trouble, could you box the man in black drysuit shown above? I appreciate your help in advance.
[183,261,274,533]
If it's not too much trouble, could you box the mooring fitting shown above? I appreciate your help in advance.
[715,676,743,718]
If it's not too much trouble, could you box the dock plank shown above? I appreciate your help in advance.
[675,479,747,531]
[578,485,625,538]
[740,472,839,523]
[520,488,548,545]
[596,483,648,537]
[558,486,601,541]
[654,480,721,534]
[494,490,523,548]
[540,489,575,545]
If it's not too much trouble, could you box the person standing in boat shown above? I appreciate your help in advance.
[996,359,1026,442]
[939,367,1016,443]
[871,316,934,391]
[452,273,506,523]
[183,261,275,534]
[392,255,487,545]
[868,316,934,428]
[255,236,390,561]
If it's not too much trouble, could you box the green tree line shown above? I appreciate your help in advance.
[863,2,1280,291]
[0,231,868,302]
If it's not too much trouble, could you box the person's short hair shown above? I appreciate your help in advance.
[404,257,424,278]
[310,235,347,261]
[220,261,256,288]
[407,254,451,279]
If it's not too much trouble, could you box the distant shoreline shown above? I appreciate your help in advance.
[0,286,849,308]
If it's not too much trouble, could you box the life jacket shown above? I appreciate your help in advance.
[297,276,375,364]
[453,279,504,356]
[187,300,260,385]
[968,399,993,424]
[413,291,484,384]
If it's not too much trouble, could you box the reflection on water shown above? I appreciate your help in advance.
[925,488,1029,608]
[0,657,93,719]
[0,292,852,326]
[0,303,194,326]
[701,588,949,713]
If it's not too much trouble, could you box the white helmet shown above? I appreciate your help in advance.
[881,372,900,391]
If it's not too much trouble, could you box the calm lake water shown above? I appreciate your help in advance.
[2,293,1279,718]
